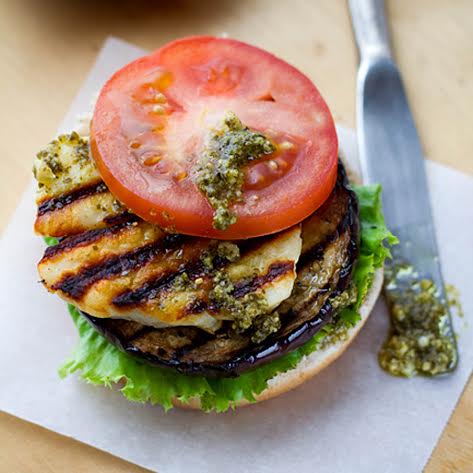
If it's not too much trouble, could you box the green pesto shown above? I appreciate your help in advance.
[195,112,275,230]
[200,242,240,271]
[199,242,278,341]
[446,284,464,319]
[172,272,193,291]
[379,264,458,378]
[252,311,281,344]
[210,270,271,335]
[34,132,89,183]
[216,241,240,262]
[317,285,358,349]
[330,284,358,311]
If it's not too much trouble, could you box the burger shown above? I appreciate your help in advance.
[33,37,394,412]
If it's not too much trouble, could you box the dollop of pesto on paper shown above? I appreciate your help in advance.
[379,264,458,377]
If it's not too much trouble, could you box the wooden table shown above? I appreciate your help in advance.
[1,0,471,471]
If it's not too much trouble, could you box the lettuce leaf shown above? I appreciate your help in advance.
[43,235,59,246]
[57,184,396,412]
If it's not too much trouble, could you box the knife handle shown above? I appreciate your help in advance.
[348,0,392,62]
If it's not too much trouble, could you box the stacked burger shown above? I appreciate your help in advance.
[34,37,394,411]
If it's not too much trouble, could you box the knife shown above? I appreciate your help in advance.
[347,0,458,375]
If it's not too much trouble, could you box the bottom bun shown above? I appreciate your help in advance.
[173,266,384,410]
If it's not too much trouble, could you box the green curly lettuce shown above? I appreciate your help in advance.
[43,235,59,246]
[56,184,396,412]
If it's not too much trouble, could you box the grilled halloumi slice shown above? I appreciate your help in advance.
[35,133,302,332]
[33,132,123,237]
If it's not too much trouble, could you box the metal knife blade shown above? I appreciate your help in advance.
[348,0,458,374]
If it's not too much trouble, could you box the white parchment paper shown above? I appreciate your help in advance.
[1,38,472,473]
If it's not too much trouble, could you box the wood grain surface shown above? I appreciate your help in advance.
[0,0,471,471]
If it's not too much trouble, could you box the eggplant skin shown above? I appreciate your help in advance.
[83,162,359,378]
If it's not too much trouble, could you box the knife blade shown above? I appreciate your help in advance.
[348,0,458,375]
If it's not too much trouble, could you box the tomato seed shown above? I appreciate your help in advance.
[154,92,167,103]
[279,141,295,151]
[143,155,162,166]
[152,105,166,114]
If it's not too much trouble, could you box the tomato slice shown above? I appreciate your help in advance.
[91,36,338,239]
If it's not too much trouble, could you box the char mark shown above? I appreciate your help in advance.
[37,181,109,216]
[111,234,282,309]
[112,257,207,308]
[232,261,294,299]
[42,213,140,260]
[53,233,185,299]
[181,299,209,317]
[297,210,349,268]
[174,261,294,317]
[103,212,141,226]
[298,172,359,268]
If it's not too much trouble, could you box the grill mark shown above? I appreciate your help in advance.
[178,261,294,317]
[172,328,218,359]
[52,233,185,299]
[297,162,354,268]
[84,240,357,377]
[111,233,284,309]
[112,257,208,308]
[237,231,285,255]
[37,181,109,216]
[42,214,140,260]
[232,261,294,299]
[283,235,350,321]
[298,200,353,269]
[181,299,208,317]
[103,212,141,226]
[298,216,346,268]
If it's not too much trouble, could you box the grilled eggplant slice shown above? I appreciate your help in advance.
[83,163,359,377]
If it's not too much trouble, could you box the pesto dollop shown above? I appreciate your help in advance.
[210,270,271,335]
[195,112,275,230]
[33,132,89,188]
[318,285,358,349]
[379,264,458,378]
[200,242,280,342]
[252,311,281,344]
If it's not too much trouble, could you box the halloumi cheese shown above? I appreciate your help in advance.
[35,133,302,332]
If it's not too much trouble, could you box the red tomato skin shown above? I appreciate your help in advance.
[91,36,338,239]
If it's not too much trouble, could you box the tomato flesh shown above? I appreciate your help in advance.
[91,36,338,239]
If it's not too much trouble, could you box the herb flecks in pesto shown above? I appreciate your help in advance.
[200,242,278,341]
[172,272,193,291]
[446,284,464,319]
[379,264,458,378]
[317,285,358,349]
[33,131,100,202]
[252,311,281,344]
[195,112,275,230]
[210,270,271,335]
[34,132,89,186]
[330,284,358,311]
[216,241,240,262]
